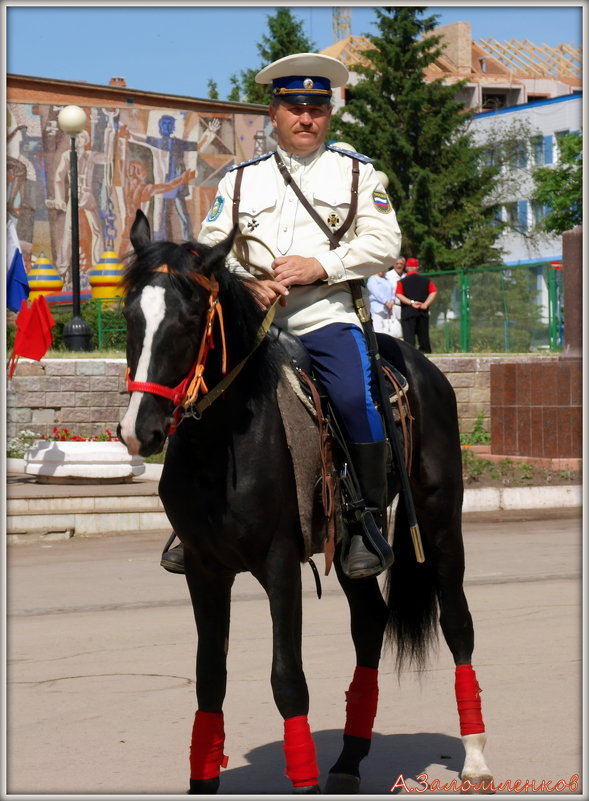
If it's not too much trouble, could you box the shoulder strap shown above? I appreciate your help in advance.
[232,166,249,264]
[273,151,359,251]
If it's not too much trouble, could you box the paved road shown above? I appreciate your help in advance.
[5,513,583,796]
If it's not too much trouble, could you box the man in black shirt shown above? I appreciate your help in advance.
[395,257,437,353]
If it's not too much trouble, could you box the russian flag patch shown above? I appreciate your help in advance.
[372,190,391,214]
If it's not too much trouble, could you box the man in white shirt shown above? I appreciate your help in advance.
[385,257,406,337]
[367,269,396,333]
[164,53,402,579]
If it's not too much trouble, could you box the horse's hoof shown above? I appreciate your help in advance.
[324,772,361,794]
[293,784,321,794]
[188,777,220,794]
[459,774,495,794]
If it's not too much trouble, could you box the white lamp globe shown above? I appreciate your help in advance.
[57,105,88,136]
[375,170,389,190]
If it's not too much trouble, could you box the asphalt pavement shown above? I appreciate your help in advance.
[5,512,583,797]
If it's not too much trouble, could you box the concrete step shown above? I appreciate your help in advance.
[6,467,170,543]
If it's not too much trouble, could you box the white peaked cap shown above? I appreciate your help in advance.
[255,52,349,87]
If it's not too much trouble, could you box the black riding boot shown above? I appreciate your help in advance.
[160,531,185,574]
[341,441,394,580]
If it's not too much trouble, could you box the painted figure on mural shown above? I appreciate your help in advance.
[7,109,36,225]
[118,160,196,256]
[46,123,116,279]
[119,114,220,241]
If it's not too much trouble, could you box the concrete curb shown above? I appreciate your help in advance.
[7,458,581,514]
[462,483,582,512]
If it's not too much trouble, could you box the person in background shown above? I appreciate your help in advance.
[367,269,396,334]
[395,257,437,353]
[385,256,406,338]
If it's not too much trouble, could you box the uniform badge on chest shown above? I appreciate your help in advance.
[247,218,259,231]
[327,213,341,229]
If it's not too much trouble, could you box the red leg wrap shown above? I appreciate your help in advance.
[189,710,229,781]
[344,665,379,740]
[283,715,320,788]
[455,665,485,735]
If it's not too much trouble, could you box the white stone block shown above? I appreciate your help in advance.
[24,440,145,482]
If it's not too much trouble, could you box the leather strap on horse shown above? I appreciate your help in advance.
[126,262,277,429]
[297,369,337,575]
[382,364,413,475]
[125,266,226,421]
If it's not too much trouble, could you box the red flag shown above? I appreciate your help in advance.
[8,295,56,378]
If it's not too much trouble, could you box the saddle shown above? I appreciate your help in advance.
[269,326,412,574]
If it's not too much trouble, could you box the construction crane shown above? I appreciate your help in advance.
[332,7,351,42]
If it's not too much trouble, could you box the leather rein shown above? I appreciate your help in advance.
[126,263,276,434]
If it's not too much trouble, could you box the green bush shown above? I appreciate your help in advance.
[7,298,127,354]
[460,410,491,445]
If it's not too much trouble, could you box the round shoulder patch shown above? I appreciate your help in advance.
[207,195,224,222]
[372,190,392,214]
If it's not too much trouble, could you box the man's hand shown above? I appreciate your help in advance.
[272,255,327,287]
[245,279,289,310]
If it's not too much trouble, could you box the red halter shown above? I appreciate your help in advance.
[125,264,227,433]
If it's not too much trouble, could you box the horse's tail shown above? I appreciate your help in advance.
[383,501,439,673]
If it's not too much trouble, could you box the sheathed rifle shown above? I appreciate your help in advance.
[348,280,425,563]
[273,150,425,562]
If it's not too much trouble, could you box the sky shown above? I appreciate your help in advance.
[4,2,585,101]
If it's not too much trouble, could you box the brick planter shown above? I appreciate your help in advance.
[490,358,581,459]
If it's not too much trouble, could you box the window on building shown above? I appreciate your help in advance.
[503,201,529,231]
[515,141,528,169]
[482,145,499,167]
[481,92,507,111]
[531,201,551,226]
[555,129,570,163]
[518,200,529,232]
[531,134,554,167]
[504,202,518,227]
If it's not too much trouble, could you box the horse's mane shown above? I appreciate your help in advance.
[123,239,285,401]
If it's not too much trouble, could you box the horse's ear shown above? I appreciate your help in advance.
[130,210,152,253]
[201,226,238,276]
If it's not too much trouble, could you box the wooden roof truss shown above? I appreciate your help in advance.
[478,38,582,78]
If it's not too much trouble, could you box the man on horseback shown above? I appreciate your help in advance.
[162,52,403,579]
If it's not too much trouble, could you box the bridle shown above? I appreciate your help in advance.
[125,263,227,434]
[125,262,276,434]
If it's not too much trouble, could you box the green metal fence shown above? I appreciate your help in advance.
[92,297,126,350]
[91,261,563,354]
[424,261,563,353]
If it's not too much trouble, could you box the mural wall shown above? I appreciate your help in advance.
[7,102,274,289]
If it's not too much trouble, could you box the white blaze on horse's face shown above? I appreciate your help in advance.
[120,285,167,455]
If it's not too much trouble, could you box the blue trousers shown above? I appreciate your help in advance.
[299,322,385,443]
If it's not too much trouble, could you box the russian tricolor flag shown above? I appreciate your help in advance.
[6,220,30,313]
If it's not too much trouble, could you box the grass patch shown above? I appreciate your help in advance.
[461,449,581,488]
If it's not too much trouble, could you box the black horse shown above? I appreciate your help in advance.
[118,209,493,794]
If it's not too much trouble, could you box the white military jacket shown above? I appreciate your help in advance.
[198,143,402,337]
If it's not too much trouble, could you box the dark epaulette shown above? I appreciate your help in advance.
[326,144,373,163]
[228,151,275,172]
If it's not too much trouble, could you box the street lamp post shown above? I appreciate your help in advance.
[57,105,93,351]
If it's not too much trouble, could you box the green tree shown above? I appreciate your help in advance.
[222,9,316,104]
[531,131,582,235]
[207,79,219,100]
[329,7,504,271]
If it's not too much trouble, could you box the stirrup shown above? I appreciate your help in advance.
[340,511,394,579]
[160,532,185,574]
[161,531,178,555]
